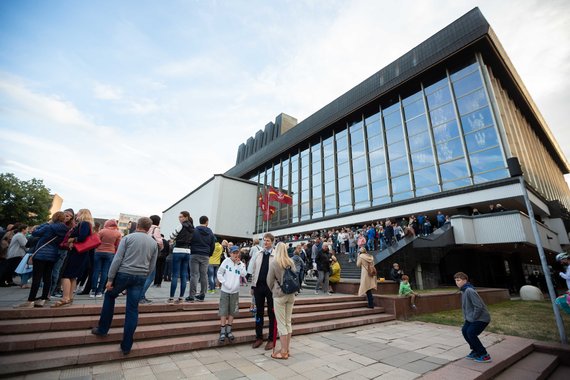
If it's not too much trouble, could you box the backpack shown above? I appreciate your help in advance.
[277,266,300,294]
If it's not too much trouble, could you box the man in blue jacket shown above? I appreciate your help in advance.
[186,216,216,302]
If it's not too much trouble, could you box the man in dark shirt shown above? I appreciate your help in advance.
[250,233,276,350]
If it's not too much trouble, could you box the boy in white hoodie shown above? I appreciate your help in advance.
[217,245,246,342]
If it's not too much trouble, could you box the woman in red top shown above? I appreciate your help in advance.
[90,219,122,297]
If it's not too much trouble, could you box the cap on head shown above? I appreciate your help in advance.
[556,252,569,262]
[229,246,239,253]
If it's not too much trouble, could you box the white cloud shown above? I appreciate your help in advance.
[93,82,123,100]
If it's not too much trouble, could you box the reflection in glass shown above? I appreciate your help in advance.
[350,125,364,144]
[354,186,369,203]
[368,135,383,151]
[409,131,431,152]
[337,149,348,164]
[324,181,335,196]
[370,164,387,182]
[324,167,335,183]
[456,89,486,115]
[369,149,386,165]
[406,114,428,136]
[415,186,440,196]
[353,171,368,187]
[386,126,404,145]
[392,191,413,201]
[371,180,389,197]
[338,190,351,206]
[388,140,406,160]
[413,166,437,188]
[469,147,505,173]
[366,120,381,137]
[425,77,448,94]
[383,109,401,129]
[390,157,408,177]
[474,169,509,184]
[452,70,483,98]
[430,103,455,126]
[402,91,422,106]
[440,158,469,182]
[427,87,451,109]
[404,99,424,120]
[465,127,499,153]
[461,107,493,133]
[353,156,367,172]
[323,138,334,157]
[442,178,471,191]
[352,142,365,158]
[338,176,350,192]
[325,195,336,211]
[433,120,459,143]
[392,174,411,193]
[411,150,434,170]
[450,61,478,81]
[337,162,350,178]
[436,138,463,162]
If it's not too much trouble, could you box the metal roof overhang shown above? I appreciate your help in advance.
[225,7,569,179]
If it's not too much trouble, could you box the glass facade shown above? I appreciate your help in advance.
[252,57,509,231]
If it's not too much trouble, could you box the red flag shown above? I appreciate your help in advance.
[263,205,276,221]
[268,186,293,205]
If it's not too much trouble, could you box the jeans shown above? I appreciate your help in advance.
[348,246,356,261]
[170,252,190,298]
[366,289,374,307]
[91,251,114,294]
[207,265,219,291]
[28,259,55,301]
[141,269,155,299]
[50,250,68,295]
[461,320,489,356]
[190,254,209,297]
[254,283,275,340]
[316,270,329,293]
[96,272,146,353]
[366,238,375,251]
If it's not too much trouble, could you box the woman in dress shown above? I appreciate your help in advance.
[54,209,95,307]
[267,242,296,360]
[17,212,69,308]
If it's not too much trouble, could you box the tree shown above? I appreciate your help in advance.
[0,173,52,227]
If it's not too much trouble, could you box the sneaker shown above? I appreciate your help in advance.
[139,298,152,304]
[176,297,184,304]
[195,294,205,302]
[465,352,477,360]
[91,327,108,337]
[219,331,226,343]
[185,296,195,302]
[166,298,175,304]
[474,355,492,363]
[95,292,102,298]
[208,289,215,294]
[34,299,46,307]
[89,290,96,298]
[411,304,417,309]
[314,290,319,295]
[15,301,34,309]
[227,330,235,342]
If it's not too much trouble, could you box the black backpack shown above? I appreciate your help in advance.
[277,266,300,294]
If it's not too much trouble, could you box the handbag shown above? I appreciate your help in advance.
[74,227,101,253]
[28,236,57,264]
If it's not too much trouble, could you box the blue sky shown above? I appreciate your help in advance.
[1,0,569,219]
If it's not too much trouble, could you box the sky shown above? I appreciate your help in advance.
[0,0,569,220]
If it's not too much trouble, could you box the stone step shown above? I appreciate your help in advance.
[548,365,570,380]
[494,351,559,380]
[0,300,370,334]
[1,306,384,352]
[0,294,365,320]
[421,335,535,380]
[0,313,395,376]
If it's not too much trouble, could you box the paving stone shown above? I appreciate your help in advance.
[154,369,186,380]
[60,367,92,378]
[267,365,299,379]
[151,361,179,373]
[347,353,377,366]
[122,366,154,377]
[374,367,420,379]
[210,368,245,380]
[23,370,61,380]
[205,361,232,372]
[174,358,203,369]
[399,359,442,374]
[180,365,211,377]
[92,363,122,374]
[301,367,336,380]
[122,359,149,369]
[147,356,174,365]
[93,371,123,380]
[234,364,264,376]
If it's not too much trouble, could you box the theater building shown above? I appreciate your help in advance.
[162,8,570,290]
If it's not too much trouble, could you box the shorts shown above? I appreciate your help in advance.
[219,290,240,317]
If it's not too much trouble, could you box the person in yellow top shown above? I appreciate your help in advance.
[329,256,341,293]
[208,240,223,293]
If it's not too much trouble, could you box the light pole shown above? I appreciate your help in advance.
[509,157,567,343]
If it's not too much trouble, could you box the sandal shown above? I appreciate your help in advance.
[271,351,289,360]
[52,299,72,308]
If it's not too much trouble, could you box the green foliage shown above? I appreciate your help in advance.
[0,173,52,227]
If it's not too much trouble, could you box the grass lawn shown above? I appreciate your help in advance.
[410,300,570,343]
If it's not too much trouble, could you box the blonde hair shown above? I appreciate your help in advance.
[76,209,94,226]
[274,242,295,270]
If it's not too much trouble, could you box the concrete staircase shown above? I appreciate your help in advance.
[422,335,570,380]
[0,295,395,376]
